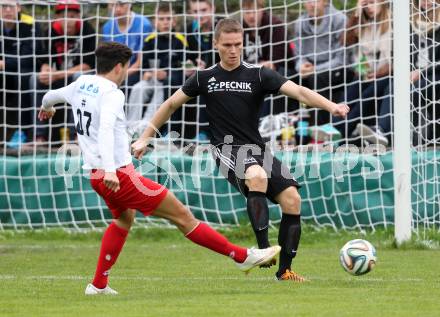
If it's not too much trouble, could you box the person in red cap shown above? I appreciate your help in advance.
[54,0,81,13]
[31,0,97,146]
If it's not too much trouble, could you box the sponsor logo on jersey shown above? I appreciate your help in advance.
[79,83,99,96]
[207,81,252,93]
[208,76,216,82]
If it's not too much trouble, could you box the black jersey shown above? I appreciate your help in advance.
[181,62,288,148]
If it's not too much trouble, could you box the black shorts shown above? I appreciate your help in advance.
[212,145,300,204]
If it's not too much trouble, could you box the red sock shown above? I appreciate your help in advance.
[185,222,247,263]
[92,222,128,289]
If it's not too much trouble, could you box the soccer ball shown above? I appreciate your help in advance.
[339,239,377,276]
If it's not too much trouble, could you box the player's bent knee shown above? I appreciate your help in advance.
[245,165,267,180]
[163,203,196,230]
[115,209,136,229]
[245,165,268,191]
[245,177,267,192]
[278,187,301,215]
[151,184,198,233]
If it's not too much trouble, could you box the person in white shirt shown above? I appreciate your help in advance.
[37,41,280,295]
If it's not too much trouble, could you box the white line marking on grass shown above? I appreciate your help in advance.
[0,275,433,283]
[304,276,426,282]
[0,244,181,250]
[0,275,273,281]
[0,245,96,250]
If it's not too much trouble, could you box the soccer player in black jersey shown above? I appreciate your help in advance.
[132,19,349,282]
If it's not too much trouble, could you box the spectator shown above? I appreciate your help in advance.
[180,0,219,143]
[242,0,296,116]
[294,0,352,125]
[185,0,219,71]
[332,0,392,146]
[102,1,153,88]
[409,0,440,145]
[242,0,294,75]
[0,0,37,148]
[32,1,96,144]
[126,2,187,138]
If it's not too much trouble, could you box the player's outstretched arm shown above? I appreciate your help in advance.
[38,83,75,121]
[279,80,350,118]
[132,89,192,159]
[38,89,63,121]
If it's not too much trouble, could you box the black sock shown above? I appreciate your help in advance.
[247,191,270,248]
[276,214,301,278]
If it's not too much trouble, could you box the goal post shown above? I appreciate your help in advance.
[392,0,412,244]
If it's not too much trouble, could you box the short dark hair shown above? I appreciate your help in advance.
[214,18,243,40]
[156,2,173,14]
[189,0,213,8]
[242,0,265,8]
[95,42,132,74]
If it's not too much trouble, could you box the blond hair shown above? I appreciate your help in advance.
[343,0,391,46]
[214,18,243,40]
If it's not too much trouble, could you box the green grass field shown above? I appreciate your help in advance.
[0,227,439,317]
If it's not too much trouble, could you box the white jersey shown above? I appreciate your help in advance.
[42,75,132,172]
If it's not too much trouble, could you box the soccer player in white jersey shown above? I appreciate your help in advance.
[38,42,281,295]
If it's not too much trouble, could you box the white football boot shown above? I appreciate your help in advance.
[85,283,118,295]
[236,245,281,274]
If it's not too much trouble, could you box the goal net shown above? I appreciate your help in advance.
[0,0,438,237]
[407,0,440,240]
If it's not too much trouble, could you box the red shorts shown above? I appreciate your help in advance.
[90,164,168,219]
